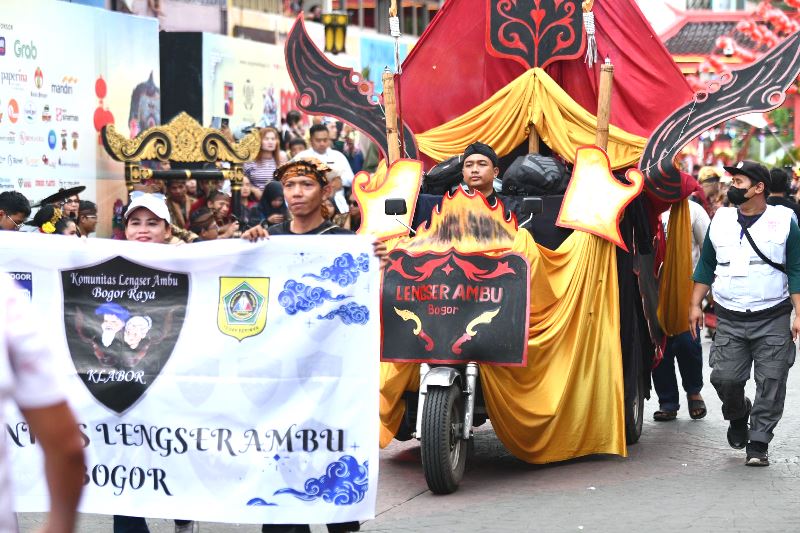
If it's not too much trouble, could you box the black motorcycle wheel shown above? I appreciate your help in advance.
[625,357,644,445]
[421,384,467,494]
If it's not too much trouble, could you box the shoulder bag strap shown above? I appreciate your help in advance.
[738,221,786,274]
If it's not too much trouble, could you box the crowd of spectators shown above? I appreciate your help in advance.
[0,110,374,243]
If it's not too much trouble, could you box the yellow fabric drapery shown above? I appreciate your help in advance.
[656,199,693,336]
[413,68,646,169]
[379,229,627,463]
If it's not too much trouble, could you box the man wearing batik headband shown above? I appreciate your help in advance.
[243,157,371,239]
[242,157,384,533]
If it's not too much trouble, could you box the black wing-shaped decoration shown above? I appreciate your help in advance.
[641,30,800,202]
[285,15,418,160]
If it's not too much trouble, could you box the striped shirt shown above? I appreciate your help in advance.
[243,158,278,192]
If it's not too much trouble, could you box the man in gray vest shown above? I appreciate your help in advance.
[690,160,800,466]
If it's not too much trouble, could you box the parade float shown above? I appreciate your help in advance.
[284,0,800,493]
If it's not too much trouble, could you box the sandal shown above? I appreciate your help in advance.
[653,410,677,422]
[688,397,707,420]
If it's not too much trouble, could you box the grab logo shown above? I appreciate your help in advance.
[7,99,18,124]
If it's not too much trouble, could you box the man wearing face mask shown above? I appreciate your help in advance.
[689,160,800,467]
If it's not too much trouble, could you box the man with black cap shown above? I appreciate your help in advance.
[462,141,500,203]
[690,160,800,466]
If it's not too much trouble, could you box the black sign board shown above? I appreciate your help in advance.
[381,250,529,366]
[62,256,188,414]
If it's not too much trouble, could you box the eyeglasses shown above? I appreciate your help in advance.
[62,198,79,205]
[349,201,359,207]
[81,214,98,219]
[4,215,24,231]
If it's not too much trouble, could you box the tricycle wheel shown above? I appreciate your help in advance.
[625,357,644,445]
[421,384,466,494]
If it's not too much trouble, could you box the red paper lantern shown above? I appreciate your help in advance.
[95,76,107,99]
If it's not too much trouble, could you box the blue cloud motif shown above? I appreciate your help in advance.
[317,303,370,325]
[278,280,349,315]
[273,455,368,506]
[246,498,277,506]
[303,253,370,287]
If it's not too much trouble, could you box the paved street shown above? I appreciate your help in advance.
[19,336,800,532]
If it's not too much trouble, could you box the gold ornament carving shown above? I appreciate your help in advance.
[102,112,261,164]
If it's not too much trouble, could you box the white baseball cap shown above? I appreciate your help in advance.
[124,192,171,224]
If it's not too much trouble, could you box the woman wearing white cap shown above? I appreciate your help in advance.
[117,192,197,533]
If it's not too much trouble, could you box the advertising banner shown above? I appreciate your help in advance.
[1,233,380,524]
[0,1,159,232]
[202,34,293,131]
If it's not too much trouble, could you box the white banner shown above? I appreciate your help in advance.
[1,233,380,524]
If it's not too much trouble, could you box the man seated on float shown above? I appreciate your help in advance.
[412,142,509,230]
[461,141,501,205]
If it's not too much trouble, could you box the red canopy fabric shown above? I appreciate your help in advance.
[398,0,692,140]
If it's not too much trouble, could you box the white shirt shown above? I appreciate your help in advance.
[662,199,710,269]
[294,147,355,188]
[0,273,66,529]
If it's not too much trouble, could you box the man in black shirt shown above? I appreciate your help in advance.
[243,158,387,261]
[766,167,800,221]
[242,158,384,532]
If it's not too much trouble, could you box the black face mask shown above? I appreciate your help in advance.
[727,185,751,206]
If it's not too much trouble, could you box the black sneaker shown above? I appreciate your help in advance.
[746,441,769,467]
[726,397,751,450]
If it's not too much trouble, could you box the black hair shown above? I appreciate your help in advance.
[286,110,302,126]
[56,218,75,234]
[189,207,216,234]
[31,204,71,233]
[769,167,790,194]
[79,200,97,215]
[288,137,307,148]
[0,191,31,218]
[309,123,328,137]
[206,190,229,204]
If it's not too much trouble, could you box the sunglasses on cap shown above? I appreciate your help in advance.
[130,191,166,201]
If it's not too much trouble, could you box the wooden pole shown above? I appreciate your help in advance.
[595,58,614,151]
[382,68,401,164]
[528,126,540,154]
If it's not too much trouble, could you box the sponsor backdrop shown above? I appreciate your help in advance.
[1,233,380,524]
[0,0,159,235]
[202,34,292,131]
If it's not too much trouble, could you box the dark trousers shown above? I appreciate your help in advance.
[652,329,704,412]
[261,522,359,533]
[710,313,795,444]
[113,516,191,533]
